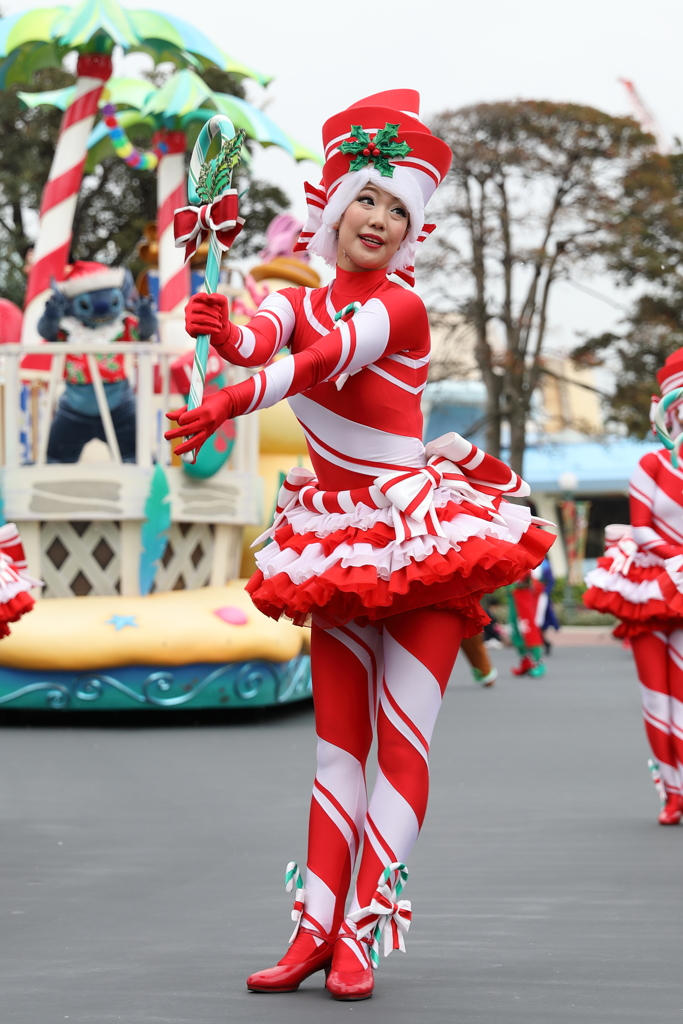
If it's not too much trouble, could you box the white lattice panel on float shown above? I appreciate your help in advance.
[166,469,262,524]
[40,520,122,598]
[2,464,151,521]
[1,465,262,525]
[153,522,215,592]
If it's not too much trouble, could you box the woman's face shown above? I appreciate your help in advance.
[334,183,409,272]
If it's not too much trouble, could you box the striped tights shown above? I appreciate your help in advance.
[300,606,464,948]
[631,630,683,795]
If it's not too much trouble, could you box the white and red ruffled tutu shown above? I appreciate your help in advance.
[246,433,554,635]
[583,524,683,638]
[0,523,42,639]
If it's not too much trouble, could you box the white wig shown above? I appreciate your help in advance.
[307,166,425,272]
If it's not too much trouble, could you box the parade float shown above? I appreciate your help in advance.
[0,7,319,711]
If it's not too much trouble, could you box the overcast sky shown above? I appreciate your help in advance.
[9,0,680,353]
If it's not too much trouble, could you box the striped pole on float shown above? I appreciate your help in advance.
[155,130,191,318]
[22,53,113,343]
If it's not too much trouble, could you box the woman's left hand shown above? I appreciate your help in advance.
[164,388,235,456]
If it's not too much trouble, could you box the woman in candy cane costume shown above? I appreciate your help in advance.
[0,524,41,639]
[584,348,683,826]
[167,90,554,1000]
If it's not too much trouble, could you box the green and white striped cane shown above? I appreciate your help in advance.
[181,114,245,464]
[285,861,306,943]
[653,386,683,468]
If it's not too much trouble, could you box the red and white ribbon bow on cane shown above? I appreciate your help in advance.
[348,863,412,968]
[173,189,243,263]
[284,861,306,944]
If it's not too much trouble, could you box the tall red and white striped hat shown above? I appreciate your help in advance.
[657,348,683,396]
[295,89,452,285]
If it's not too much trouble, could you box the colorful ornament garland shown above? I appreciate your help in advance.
[101,102,168,170]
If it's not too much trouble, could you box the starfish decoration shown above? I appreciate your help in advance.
[339,123,412,178]
[106,615,138,632]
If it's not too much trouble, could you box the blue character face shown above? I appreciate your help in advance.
[70,287,125,327]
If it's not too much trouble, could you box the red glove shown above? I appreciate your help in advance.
[185,293,235,344]
[164,388,235,457]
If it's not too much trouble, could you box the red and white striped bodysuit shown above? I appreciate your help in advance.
[204,267,553,971]
[584,449,683,797]
[211,266,551,631]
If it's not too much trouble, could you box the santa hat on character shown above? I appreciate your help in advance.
[57,261,126,298]
[295,89,452,285]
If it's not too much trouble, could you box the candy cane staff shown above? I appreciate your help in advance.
[166,89,555,1001]
[584,347,683,826]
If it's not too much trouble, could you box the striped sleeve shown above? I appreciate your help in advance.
[212,291,297,367]
[218,297,405,417]
[630,453,682,558]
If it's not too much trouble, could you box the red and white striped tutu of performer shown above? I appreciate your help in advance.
[583,522,676,638]
[0,523,42,639]
[584,449,683,638]
[249,431,553,633]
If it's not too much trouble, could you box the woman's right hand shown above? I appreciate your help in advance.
[185,293,230,339]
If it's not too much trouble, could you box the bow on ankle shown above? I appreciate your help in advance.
[285,861,306,944]
[348,863,412,968]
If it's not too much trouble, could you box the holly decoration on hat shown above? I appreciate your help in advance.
[340,122,412,177]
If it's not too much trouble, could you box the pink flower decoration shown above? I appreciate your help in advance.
[214,606,249,626]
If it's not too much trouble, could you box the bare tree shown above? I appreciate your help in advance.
[422,101,653,472]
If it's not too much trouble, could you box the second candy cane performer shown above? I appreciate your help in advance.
[166,90,554,1001]
[584,348,683,827]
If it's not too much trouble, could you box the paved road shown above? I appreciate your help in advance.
[1,642,681,1024]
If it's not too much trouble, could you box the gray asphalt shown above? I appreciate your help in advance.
[1,642,681,1024]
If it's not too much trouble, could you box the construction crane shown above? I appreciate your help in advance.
[619,78,669,152]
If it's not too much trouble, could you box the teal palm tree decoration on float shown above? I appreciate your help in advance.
[18,67,320,325]
[0,0,271,338]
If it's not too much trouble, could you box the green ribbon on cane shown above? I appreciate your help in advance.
[176,115,246,464]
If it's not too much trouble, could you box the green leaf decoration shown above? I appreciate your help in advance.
[339,121,412,178]
[196,128,247,203]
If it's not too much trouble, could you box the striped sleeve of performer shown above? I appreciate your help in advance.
[215,296,415,417]
[210,290,298,367]
[630,452,682,558]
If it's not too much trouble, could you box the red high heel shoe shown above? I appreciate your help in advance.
[325,933,374,1001]
[247,929,333,993]
[327,862,412,1001]
[247,861,333,992]
[658,791,683,825]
